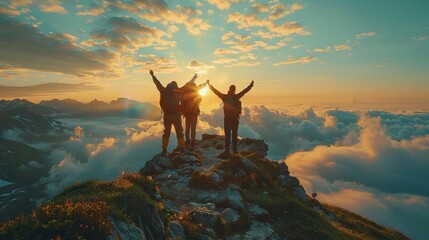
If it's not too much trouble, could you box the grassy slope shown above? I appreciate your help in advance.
[0,174,165,239]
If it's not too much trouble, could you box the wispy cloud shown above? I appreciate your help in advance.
[307,46,331,53]
[0,15,120,77]
[274,56,317,65]
[269,3,304,20]
[334,44,352,51]
[356,32,377,39]
[186,60,215,74]
[0,83,101,97]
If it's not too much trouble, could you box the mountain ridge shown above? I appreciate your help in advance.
[0,134,409,240]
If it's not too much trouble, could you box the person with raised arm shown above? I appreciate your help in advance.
[179,75,209,150]
[150,69,185,154]
[207,80,254,158]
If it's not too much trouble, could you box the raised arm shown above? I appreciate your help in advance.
[187,74,198,84]
[236,81,254,99]
[208,81,226,100]
[196,79,209,90]
[150,70,164,92]
[179,74,198,90]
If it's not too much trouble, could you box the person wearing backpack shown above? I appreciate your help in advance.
[207,80,254,157]
[150,69,185,154]
[179,78,209,150]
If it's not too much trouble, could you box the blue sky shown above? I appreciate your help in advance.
[1,0,428,108]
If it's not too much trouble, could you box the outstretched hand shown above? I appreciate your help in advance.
[149,69,154,77]
[193,73,198,79]
[250,80,254,87]
[206,79,210,85]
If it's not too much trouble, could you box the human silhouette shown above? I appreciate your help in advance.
[150,69,185,154]
[208,80,254,157]
[179,75,208,150]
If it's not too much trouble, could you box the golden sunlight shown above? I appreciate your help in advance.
[199,85,209,96]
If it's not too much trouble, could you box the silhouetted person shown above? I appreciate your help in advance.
[208,80,254,157]
[150,69,184,154]
[179,75,209,150]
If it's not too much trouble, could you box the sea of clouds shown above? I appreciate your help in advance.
[4,106,428,239]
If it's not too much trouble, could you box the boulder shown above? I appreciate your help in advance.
[191,207,220,228]
[220,208,240,224]
[140,154,174,175]
[109,218,146,240]
[168,220,187,240]
[227,221,280,240]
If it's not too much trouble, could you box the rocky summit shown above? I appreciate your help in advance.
[0,134,409,240]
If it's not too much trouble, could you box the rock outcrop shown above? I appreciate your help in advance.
[0,134,410,240]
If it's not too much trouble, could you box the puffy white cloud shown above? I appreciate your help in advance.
[207,0,241,10]
[139,5,211,35]
[227,12,308,37]
[286,115,429,240]
[38,0,67,14]
[252,3,269,13]
[269,3,304,20]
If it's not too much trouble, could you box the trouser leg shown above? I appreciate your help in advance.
[162,116,172,150]
[232,118,239,153]
[190,115,198,142]
[224,118,232,151]
[172,114,185,150]
[185,116,191,142]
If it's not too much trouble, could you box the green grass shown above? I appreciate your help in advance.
[0,173,166,240]
[243,186,346,240]
[323,204,410,240]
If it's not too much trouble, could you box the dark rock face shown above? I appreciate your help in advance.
[137,134,305,240]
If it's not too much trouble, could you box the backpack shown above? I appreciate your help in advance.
[181,87,201,115]
[160,83,181,114]
[223,95,241,116]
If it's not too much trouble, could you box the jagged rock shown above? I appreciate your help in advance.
[108,218,146,240]
[295,185,308,202]
[187,202,216,211]
[141,206,166,240]
[220,208,240,224]
[140,154,174,175]
[191,207,220,228]
[239,138,269,156]
[247,204,269,217]
[226,221,280,240]
[195,233,215,240]
[168,220,187,240]
[172,153,202,168]
[275,161,290,175]
[196,185,245,209]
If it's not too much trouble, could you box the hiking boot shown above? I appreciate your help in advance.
[216,150,230,159]
[173,146,185,153]
[185,139,191,147]
[161,147,167,155]
[190,140,196,150]
[233,146,238,154]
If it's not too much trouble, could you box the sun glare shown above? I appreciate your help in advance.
[199,85,209,96]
